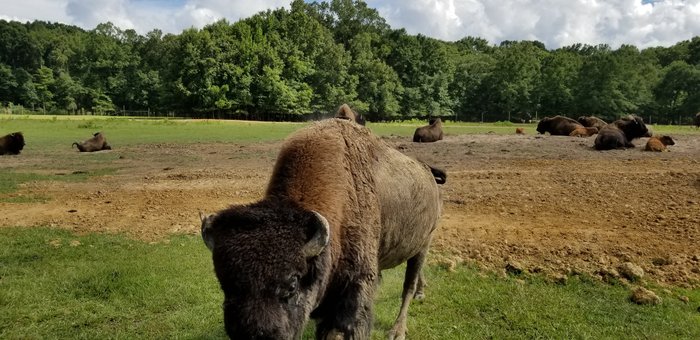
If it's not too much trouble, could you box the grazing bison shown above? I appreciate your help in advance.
[594,115,650,150]
[536,116,584,136]
[645,135,675,152]
[334,103,366,126]
[515,127,525,135]
[577,116,607,131]
[72,132,111,152]
[413,118,443,142]
[0,132,25,155]
[695,112,700,128]
[569,126,599,137]
[201,119,443,340]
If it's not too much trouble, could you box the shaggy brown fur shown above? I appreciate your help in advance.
[594,115,650,150]
[334,103,366,126]
[201,119,443,339]
[73,132,112,152]
[0,132,25,155]
[645,135,675,152]
[577,116,607,130]
[569,126,599,137]
[515,127,525,134]
[413,118,443,142]
[537,115,585,136]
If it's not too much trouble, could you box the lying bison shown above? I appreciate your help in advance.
[413,118,443,142]
[536,115,584,136]
[73,132,111,152]
[577,116,607,131]
[0,132,25,155]
[515,127,525,135]
[334,103,366,126]
[594,115,650,150]
[645,135,675,152]
[201,119,444,339]
[569,126,599,137]
[695,112,700,128]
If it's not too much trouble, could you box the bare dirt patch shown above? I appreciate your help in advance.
[1,132,699,287]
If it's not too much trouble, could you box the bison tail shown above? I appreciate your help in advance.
[429,166,447,185]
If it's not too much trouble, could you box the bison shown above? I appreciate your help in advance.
[569,126,599,137]
[536,115,585,136]
[334,103,366,126]
[577,116,607,131]
[0,132,25,155]
[413,118,443,142]
[645,135,675,152]
[594,115,650,150]
[695,112,700,128]
[201,119,444,339]
[72,132,112,152]
[515,127,525,135]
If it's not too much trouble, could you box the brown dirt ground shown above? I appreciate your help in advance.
[1,131,699,287]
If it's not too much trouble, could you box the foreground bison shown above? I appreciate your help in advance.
[594,115,650,150]
[201,119,443,339]
[413,118,443,142]
[0,132,25,155]
[334,103,366,126]
[536,116,584,135]
[577,116,607,131]
[72,132,111,152]
[645,135,675,152]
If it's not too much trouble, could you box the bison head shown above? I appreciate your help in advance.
[536,117,551,134]
[201,199,330,339]
[616,115,650,140]
[658,135,675,146]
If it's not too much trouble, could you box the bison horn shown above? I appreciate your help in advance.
[303,211,330,258]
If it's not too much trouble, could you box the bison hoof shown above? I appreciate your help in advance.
[414,291,425,300]
[388,327,406,340]
[324,329,344,340]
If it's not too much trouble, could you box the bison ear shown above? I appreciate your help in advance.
[303,211,330,259]
[200,212,217,251]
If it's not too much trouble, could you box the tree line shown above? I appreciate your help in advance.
[1,0,699,124]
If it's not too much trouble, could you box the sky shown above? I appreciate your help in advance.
[1,0,699,49]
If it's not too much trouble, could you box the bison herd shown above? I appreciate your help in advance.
[0,131,112,156]
[529,114,679,152]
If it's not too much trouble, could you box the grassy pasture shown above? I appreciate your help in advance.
[1,115,699,339]
[0,228,698,339]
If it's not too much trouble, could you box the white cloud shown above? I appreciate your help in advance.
[371,0,700,48]
[1,0,699,48]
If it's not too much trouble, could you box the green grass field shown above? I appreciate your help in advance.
[1,115,699,339]
[1,228,698,339]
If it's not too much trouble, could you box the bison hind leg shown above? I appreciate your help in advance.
[388,250,428,340]
[414,272,427,300]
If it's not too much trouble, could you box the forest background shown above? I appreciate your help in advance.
[1,0,699,124]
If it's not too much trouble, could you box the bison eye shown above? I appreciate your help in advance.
[276,274,300,302]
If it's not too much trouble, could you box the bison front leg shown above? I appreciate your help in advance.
[388,250,427,340]
[316,275,378,340]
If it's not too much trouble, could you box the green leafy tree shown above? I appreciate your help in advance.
[482,41,545,121]
[654,61,700,123]
[33,66,55,111]
[537,50,583,117]
[0,63,17,103]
